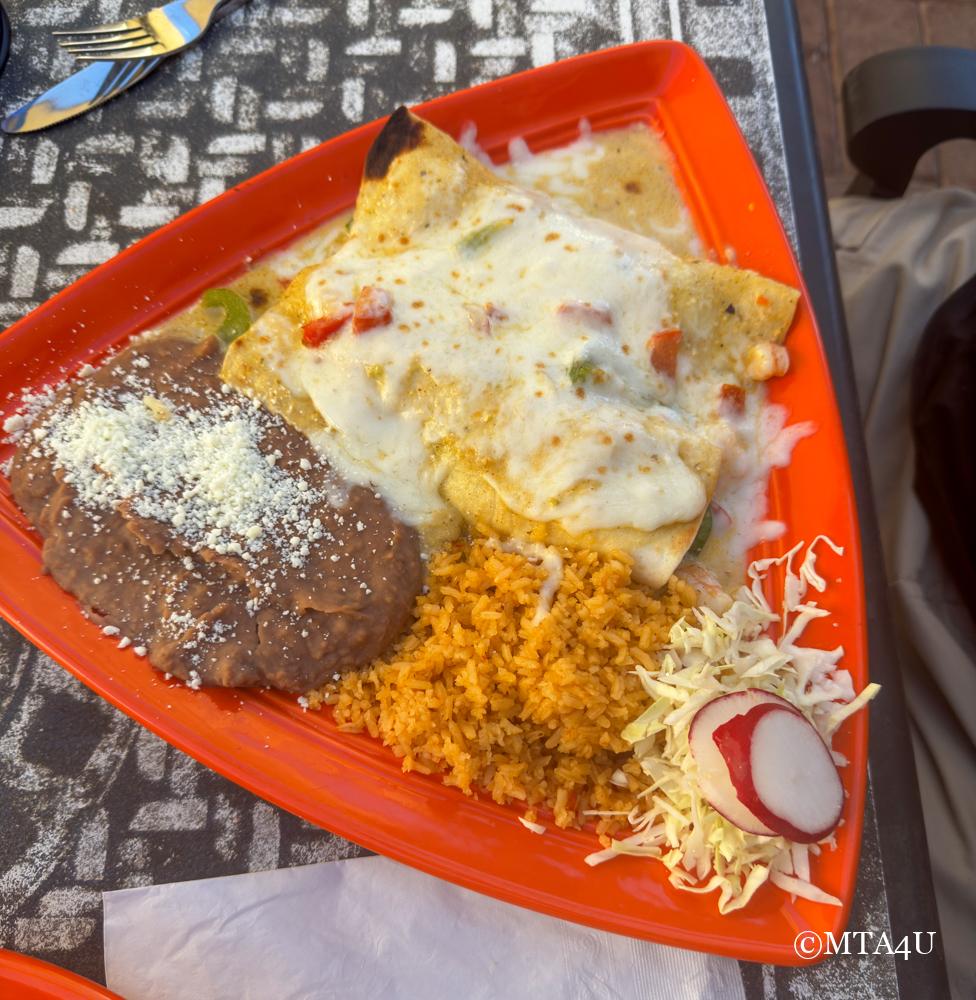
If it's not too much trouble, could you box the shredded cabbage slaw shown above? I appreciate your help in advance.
[584,537,880,914]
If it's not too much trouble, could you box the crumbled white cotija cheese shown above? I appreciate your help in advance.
[3,414,27,435]
[134,646,147,657]
[186,670,202,690]
[31,375,341,572]
[2,384,57,444]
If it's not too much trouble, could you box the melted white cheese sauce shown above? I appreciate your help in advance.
[497,126,702,258]
[488,536,563,624]
[271,182,712,539]
[700,401,816,584]
[243,125,814,588]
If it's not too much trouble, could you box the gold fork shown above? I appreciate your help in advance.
[54,0,239,63]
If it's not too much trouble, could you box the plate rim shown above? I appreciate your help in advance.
[0,948,122,999]
[0,39,868,966]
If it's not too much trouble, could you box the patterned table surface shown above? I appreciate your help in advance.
[0,1,902,996]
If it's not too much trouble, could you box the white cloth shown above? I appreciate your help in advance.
[102,856,745,1000]
[831,188,976,1000]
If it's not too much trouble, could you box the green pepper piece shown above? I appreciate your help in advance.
[568,358,595,386]
[688,506,713,557]
[458,219,513,255]
[202,288,251,345]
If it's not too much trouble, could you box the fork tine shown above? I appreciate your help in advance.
[57,29,153,48]
[52,20,141,38]
[59,34,156,54]
[74,44,163,62]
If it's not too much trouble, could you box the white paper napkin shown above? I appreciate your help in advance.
[103,855,746,1000]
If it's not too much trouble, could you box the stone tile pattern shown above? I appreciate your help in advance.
[798,0,976,197]
[0,625,369,983]
[0,1,895,996]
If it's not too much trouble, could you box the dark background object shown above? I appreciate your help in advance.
[764,3,950,999]
[912,274,976,626]
[842,46,976,198]
[0,3,10,79]
[838,40,976,614]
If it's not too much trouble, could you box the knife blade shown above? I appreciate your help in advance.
[2,57,163,133]
[1,0,247,134]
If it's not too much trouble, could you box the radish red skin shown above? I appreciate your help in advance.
[711,703,782,812]
[687,690,799,837]
[712,704,844,843]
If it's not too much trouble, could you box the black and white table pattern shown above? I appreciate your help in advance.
[0,1,912,996]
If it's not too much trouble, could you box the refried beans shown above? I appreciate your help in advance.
[9,333,423,693]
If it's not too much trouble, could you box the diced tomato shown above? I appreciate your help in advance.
[719,383,746,416]
[302,309,352,347]
[557,300,613,327]
[648,328,682,378]
[353,286,393,334]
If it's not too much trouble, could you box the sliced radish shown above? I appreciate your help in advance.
[710,702,784,819]
[713,705,844,843]
[688,690,800,837]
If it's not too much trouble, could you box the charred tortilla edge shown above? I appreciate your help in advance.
[364,106,424,180]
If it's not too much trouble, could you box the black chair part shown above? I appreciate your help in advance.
[843,46,976,198]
